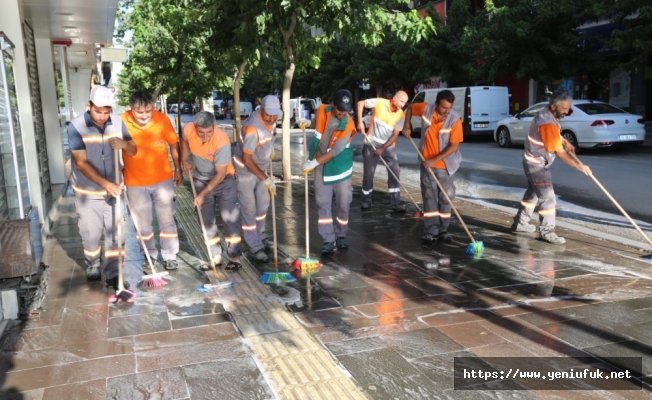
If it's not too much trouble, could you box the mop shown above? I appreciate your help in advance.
[109,149,136,303]
[189,176,233,290]
[260,162,296,284]
[569,153,652,261]
[291,121,322,270]
[124,193,175,288]
[359,130,423,217]
[407,137,484,255]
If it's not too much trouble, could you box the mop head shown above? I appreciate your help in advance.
[260,271,297,284]
[465,240,485,256]
[137,271,176,289]
[291,257,322,270]
[109,289,136,304]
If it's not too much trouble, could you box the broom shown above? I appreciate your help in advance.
[260,162,296,284]
[407,136,484,255]
[360,130,423,217]
[189,175,232,289]
[109,149,136,303]
[291,121,322,270]
[124,193,175,288]
[568,152,652,260]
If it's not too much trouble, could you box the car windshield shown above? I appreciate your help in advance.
[575,103,626,115]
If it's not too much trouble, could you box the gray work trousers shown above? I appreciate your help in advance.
[236,171,270,253]
[314,164,353,242]
[513,162,556,234]
[420,166,455,235]
[361,143,401,205]
[75,195,124,280]
[193,175,242,261]
[126,179,178,262]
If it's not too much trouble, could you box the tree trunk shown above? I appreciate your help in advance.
[233,58,247,139]
[275,12,298,181]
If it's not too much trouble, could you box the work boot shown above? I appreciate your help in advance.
[391,203,407,213]
[539,232,566,244]
[360,202,371,210]
[421,233,438,242]
[262,239,273,251]
[439,232,453,242]
[511,223,536,233]
[336,237,349,249]
[252,249,269,263]
[86,266,101,281]
[163,260,179,270]
[321,242,336,253]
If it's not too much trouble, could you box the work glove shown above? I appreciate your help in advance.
[264,177,277,196]
[302,159,319,174]
[270,152,275,160]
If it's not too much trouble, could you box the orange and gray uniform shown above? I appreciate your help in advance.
[513,108,563,234]
[122,110,179,263]
[183,123,242,261]
[233,110,276,253]
[361,98,405,206]
[411,103,463,236]
[309,104,356,242]
[67,112,132,280]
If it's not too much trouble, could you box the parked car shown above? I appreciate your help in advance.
[493,100,646,150]
[168,103,178,114]
[179,102,193,114]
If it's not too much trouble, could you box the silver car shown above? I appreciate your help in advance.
[494,100,645,150]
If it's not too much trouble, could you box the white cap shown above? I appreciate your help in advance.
[261,95,282,116]
[89,86,115,108]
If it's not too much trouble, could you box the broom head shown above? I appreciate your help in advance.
[260,271,296,284]
[137,271,175,289]
[465,240,485,256]
[415,210,424,219]
[109,289,136,304]
[291,257,322,270]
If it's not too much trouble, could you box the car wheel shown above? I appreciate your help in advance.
[497,127,512,148]
[561,130,579,153]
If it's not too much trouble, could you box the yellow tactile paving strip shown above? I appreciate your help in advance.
[176,185,368,399]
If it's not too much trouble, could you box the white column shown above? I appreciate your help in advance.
[528,79,537,107]
[35,38,65,185]
[69,68,93,117]
[0,0,44,222]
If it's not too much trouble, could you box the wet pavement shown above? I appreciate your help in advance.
[2,130,652,399]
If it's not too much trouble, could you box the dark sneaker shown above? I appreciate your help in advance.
[336,237,349,249]
[163,260,179,270]
[105,276,130,291]
[252,249,269,263]
[85,266,101,281]
[141,259,162,273]
[421,233,438,242]
[321,242,336,253]
[262,239,273,251]
[439,232,453,242]
[361,202,371,210]
[391,203,407,213]
[539,232,566,244]
[511,223,536,233]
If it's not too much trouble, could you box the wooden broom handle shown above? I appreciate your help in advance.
[569,153,652,248]
[270,162,278,268]
[302,122,310,258]
[189,176,219,279]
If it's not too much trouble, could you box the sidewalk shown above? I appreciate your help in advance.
[1,133,652,399]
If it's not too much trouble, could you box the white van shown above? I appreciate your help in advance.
[409,86,510,137]
[276,97,322,128]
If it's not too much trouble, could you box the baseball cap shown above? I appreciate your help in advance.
[333,89,352,112]
[89,86,115,108]
[261,95,282,116]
